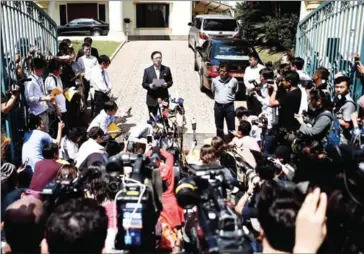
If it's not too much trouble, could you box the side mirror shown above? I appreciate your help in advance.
[188,22,192,26]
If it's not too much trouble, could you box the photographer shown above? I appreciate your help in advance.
[333,73,356,145]
[295,89,333,144]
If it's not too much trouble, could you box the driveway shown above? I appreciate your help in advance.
[108,41,216,137]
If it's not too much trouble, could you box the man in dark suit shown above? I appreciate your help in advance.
[142,51,173,119]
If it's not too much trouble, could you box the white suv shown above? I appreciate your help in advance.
[188,15,240,51]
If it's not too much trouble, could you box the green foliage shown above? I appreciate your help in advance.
[236,1,299,51]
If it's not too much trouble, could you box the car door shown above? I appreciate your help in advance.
[61,19,78,35]
[77,19,92,34]
[196,41,209,71]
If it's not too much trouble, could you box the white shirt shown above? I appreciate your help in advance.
[78,55,98,80]
[45,74,67,113]
[59,136,79,160]
[87,109,115,133]
[24,74,48,115]
[90,65,112,94]
[75,138,106,168]
[244,64,265,94]
[154,65,161,79]
[297,70,312,81]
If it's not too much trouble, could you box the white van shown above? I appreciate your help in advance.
[188,15,240,51]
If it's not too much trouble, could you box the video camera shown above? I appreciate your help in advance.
[176,165,253,253]
[107,151,163,253]
[6,77,30,95]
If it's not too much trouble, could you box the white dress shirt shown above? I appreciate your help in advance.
[244,64,265,94]
[78,55,98,81]
[87,109,115,133]
[154,65,161,79]
[75,138,106,168]
[90,65,112,94]
[45,74,67,113]
[24,74,48,115]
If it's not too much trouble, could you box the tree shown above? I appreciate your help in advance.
[236,1,300,50]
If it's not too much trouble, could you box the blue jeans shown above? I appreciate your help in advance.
[264,130,275,156]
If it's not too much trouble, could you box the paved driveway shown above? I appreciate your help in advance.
[108,41,216,135]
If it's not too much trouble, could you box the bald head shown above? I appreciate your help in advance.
[4,196,45,253]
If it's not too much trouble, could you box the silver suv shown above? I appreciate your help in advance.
[188,15,240,51]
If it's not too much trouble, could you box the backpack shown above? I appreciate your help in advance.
[321,100,356,149]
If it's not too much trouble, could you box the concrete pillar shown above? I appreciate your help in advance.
[108,1,125,41]
[48,0,57,21]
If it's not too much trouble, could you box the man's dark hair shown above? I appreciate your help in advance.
[27,114,42,130]
[58,41,68,52]
[82,42,91,48]
[257,180,304,253]
[278,63,290,76]
[67,127,85,143]
[48,59,62,73]
[260,68,274,80]
[88,127,104,140]
[151,51,162,59]
[42,143,59,159]
[45,198,108,254]
[61,38,72,45]
[238,120,251,136]
[104,100,118,112]
[4,196,46,254]
[235,106,250,119]
[334,75,351,86]
[292,57,305,70]
[248,52,259,60]
[283,70,300,87]
[84,37,93,44]
[309,89,332,110]
[219,63,230,71]
[98,55,110,65]
[255,159,276,180]
[31,58,46,70]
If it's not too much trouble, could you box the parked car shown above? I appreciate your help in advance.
[57,18,109,36]
[194,39,263,97]
[188,15,240,51]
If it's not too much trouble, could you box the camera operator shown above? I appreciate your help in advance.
[145,147,184,252]
[351,95,364,145]
[312,67,330,93]
[294,89,333,148]
[333,73,356,145]
[269,71,303,146]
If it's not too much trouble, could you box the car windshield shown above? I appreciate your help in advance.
[211,42,255,61]
[203,19,237,31]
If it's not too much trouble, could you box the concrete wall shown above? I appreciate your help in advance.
[122,1,192,39]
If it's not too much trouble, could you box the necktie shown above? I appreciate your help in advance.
[101,69,108,88]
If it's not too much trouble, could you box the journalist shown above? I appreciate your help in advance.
[333,73,356,144]
[212,63,239,140]
[295,89,333,143]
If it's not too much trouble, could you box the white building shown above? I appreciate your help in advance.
[37,0,235,41]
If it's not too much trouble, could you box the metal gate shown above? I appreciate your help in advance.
[1,1,58,163]
[295,1,364,101]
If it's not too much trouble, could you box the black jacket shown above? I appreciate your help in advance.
[142,65,173,106]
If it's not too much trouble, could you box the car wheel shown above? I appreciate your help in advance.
[199,71,207,93]
[92,30,101,36]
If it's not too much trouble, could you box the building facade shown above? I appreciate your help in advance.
[37,0,235,40]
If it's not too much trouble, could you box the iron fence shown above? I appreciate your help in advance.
[295,0,364,101]
[1,0,58,163]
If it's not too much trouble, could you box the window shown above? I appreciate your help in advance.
[136,3,170,28]
[98,4,106,22]
[203,19,238,31]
